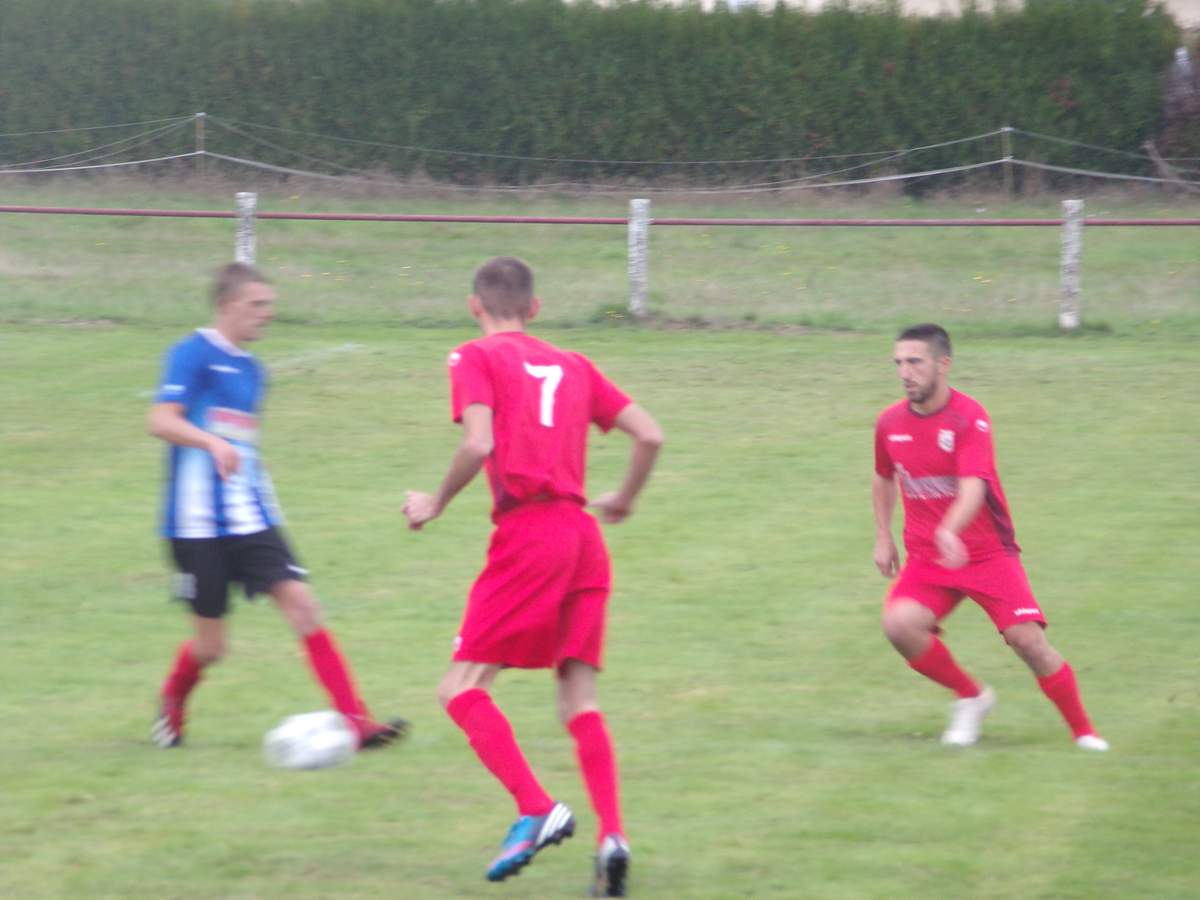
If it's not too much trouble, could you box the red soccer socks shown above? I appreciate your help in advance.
[908,637,981,699]
[446,689,555,817]
[302,628,373,739]
[1037,661,1098,739]
[567,710,625,845]
[161,640,203,704]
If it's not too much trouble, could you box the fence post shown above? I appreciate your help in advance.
[195,112,206,176]
[628,198,650,318]
[1059,199,1084,331]
[1001,125,1014,199]
[235,192,257,264]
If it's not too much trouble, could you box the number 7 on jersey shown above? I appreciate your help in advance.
[524,362,564,427]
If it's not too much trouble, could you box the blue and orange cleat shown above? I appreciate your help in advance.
[485,801,575,882]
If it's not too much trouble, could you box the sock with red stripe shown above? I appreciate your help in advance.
[908,637,981,699]
[1037,661,1097,738]
[303,628,372,738]
[567,710,624,844]
[447,689,554,817]
[161,640,203,704]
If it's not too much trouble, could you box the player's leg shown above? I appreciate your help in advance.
[559,659,629,898]
[883,579,993,746]
[154,540,231,747]
[440,661,572,881]
[883,598,983,698]
[1002,622,1107,750]
[971,557,1107,750]
[558,513,628,896]
[269,577,406,749]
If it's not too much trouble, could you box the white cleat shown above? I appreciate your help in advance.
[1075,734,1110,752]
[941,685,996,746]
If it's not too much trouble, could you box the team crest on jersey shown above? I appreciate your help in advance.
[938,428,955,452]
[447,351,462,367]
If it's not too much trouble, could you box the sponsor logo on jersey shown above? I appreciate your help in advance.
[1013,607,1041,616]
[975,418,990,433]
[938,428,955,452]
[888,434,913,442]
[895,463,958,500]
[447,351,462,367]
[207,407,259,444]
[209,363,240,374]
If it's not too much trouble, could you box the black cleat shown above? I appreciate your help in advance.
[591,834,630,897]
[358,717,411,750]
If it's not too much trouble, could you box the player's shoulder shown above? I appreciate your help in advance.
[876,399,910,428]
[950,389,990,418]
[162,329,213,364]
[948,390,993,433]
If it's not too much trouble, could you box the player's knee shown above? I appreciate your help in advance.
[881,608,918,645]
[193,636,226,666]
[275,585,323,635]
[1004,623,1047,659]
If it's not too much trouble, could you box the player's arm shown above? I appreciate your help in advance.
[933,476,987,570]
[147,402,240,480]
[403,403,494,530]
[589,403,664,524]
[872,472,900,577]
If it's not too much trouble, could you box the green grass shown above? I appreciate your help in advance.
[1,188,1199,898]
[1,180,1197,334]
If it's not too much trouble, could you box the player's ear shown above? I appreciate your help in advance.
[468,294,485,321]
[526,296,541,322]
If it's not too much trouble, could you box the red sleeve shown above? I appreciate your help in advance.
[582,356,631,432]
[874,417,895,478]
[956,410,995,479]
[448,344,493,423]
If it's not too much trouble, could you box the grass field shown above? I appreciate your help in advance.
[1,185,1199,898]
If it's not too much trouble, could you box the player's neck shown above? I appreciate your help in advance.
[910,383,952,416]
[211,321,248,349]
[480,317,528,337]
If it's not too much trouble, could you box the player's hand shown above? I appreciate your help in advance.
[873,537,899,578]
[207,437,241,481]
[403,491,441,530]
[589,492,633,524]
[934,526,968,570]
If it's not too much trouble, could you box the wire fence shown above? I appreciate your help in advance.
[3,114,1200,192]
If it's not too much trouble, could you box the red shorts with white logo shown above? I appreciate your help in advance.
[453,500,612,670]
[886,553,1048,632]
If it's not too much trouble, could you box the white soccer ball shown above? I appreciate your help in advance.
[263,711,356,770]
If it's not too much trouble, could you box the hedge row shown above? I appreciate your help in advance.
[0,0,1183,185]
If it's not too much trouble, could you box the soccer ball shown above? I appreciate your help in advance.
[263,711,356,770]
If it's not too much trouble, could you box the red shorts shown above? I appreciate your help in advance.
[453,500,612,669]
[886,554,1048,632]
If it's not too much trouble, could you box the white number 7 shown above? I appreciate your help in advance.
[524,363,564,427]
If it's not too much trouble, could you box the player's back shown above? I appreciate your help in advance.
[450,331,629,516]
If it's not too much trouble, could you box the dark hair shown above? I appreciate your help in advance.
[212,262,270,305]
[897,323,952,358]
[472,256,534,319]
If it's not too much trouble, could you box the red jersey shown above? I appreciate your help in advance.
[874,389,1019,564]
[448,331,631,519]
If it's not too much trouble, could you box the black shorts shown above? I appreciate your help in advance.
[168,527,307,619]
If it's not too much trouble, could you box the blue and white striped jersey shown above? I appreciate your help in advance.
[155,328,284,538]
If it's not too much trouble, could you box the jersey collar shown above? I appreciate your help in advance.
[198,328,252,357]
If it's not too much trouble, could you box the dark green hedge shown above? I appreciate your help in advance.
[0,0,1182,186]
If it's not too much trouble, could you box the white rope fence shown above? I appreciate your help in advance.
[3,114,1200,192]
